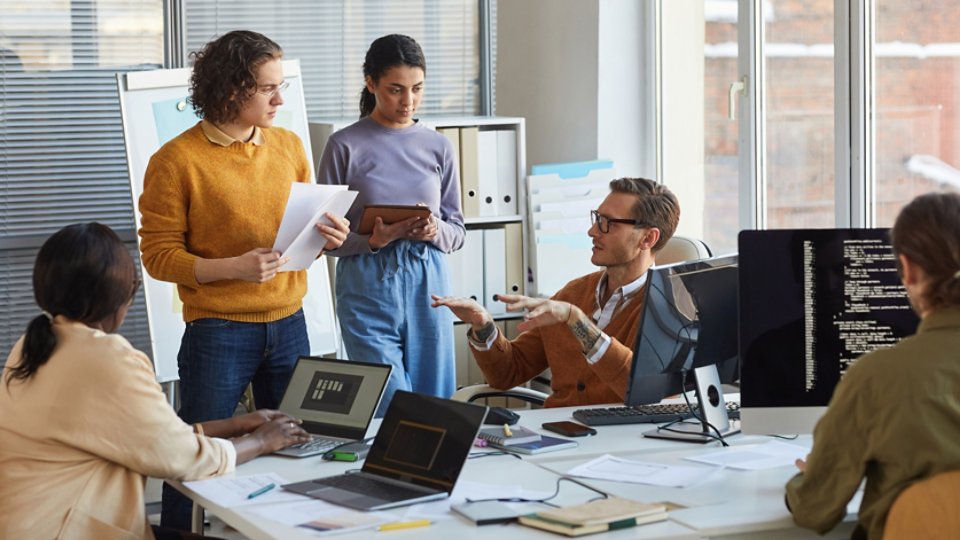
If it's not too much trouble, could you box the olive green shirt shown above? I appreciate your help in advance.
[786,307,960,540]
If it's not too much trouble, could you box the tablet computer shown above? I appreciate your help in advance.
[358,204,432,234]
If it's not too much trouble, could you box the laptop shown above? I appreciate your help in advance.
[274,356,392,458]
[282,390,488,510]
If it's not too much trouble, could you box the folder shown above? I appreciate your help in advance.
[504,222,524,296]
[477,130,499,217]
[447,229,485,302]
[483,228,507,315]
[496,130,518,216]
[459,127,481,218]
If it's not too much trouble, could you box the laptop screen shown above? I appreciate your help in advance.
[362,391,486,493]
[277,357,391,440]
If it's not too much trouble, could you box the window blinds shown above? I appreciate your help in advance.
[182,0,483,119]
[0,0,163,362]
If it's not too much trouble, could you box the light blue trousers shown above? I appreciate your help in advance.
[336,240,455,416]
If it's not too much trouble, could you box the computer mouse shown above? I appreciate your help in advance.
[483,406,520,425]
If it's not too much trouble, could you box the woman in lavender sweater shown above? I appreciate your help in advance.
[318,34,465,415]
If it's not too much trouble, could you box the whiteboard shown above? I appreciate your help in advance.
[118,60,338,382]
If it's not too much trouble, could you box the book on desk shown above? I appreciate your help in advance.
[518,497,668,536]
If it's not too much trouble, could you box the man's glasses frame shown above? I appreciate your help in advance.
[590,209,646,234]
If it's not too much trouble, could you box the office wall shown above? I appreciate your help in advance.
[496,0,705,242]
[661,0,706,240]
[495,0,601,170]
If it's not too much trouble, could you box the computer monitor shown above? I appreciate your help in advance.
[624,254,740,442]
[624,254,740,407]
[739,228,920,434]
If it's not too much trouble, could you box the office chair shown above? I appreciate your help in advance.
[451,235,713,408]
[883,470,960,539]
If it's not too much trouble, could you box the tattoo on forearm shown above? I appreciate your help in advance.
[567,309,601,354]
[474,321,497,342]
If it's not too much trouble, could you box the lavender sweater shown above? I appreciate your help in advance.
[318,117,465,257]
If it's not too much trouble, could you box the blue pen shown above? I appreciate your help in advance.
[246,483,276,500]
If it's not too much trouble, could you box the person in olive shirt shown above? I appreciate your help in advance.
[786,192,960,540]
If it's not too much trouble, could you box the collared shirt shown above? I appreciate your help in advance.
[200,119,265,146]
[470,271,648,365]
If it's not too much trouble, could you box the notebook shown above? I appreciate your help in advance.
[282,391,487,511]
[487,434,579,455]
[273,356,391,458]
[477,424,541,446]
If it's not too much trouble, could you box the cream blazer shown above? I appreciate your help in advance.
[0,317,233,539]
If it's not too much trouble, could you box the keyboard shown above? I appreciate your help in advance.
[311,473,435,502]
[277,436,341,458]
[573,401,740,426]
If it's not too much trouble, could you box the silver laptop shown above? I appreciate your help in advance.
[282,391,487,510]
[274,356,391,458]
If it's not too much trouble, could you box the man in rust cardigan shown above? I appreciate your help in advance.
[433,177,680,408]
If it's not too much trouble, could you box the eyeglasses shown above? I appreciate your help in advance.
[590,209,645,234]
[256,80,289,98]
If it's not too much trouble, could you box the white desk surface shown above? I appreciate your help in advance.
[173,403,858,539]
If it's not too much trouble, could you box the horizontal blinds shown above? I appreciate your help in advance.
[0,0,163,363]
[182,0,482,119]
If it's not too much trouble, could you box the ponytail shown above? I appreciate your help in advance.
[359,87,376,119]
[5,222,137,387]
[6,314,57,386]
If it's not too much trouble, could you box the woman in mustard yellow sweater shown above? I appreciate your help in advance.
[137,30,348,530]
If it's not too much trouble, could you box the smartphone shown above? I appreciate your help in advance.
[541,421,597,438]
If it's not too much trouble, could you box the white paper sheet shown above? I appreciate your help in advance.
[566,454,719,488]
[248,500,392,536]
[183,473,310,508]
[684,440,811,471]
[273,183,358,271]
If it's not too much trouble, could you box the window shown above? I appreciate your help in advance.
[0,0,163,362]
[183,0,486,119]
[874,0,960,225]
[699,0,959,252]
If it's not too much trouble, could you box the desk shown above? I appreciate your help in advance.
[174,405,858,539]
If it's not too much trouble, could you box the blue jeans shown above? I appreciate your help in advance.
[160,310,309,531]
[336,241,455,417]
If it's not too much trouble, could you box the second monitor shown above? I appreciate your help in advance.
[738,228,920,434]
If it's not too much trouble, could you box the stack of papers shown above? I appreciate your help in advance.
[565,455,719,488]
[684,440,810,470]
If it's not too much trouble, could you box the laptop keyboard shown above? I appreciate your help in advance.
[312,474,434,502]
[289,437,340,453]
[573,401,740,426]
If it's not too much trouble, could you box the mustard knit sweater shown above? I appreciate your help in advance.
[138,122,311,323]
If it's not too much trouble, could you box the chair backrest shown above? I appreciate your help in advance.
[656,235,712,266]
[884,470,960,540]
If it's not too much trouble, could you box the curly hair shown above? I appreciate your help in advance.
[188,30,283,125]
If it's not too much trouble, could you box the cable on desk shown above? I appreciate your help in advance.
[463,476,609,508]
[655,370,730,447]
